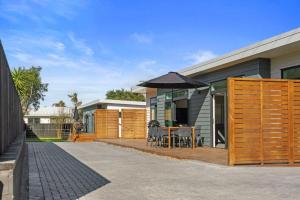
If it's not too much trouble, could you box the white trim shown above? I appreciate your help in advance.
[79,99,146,109]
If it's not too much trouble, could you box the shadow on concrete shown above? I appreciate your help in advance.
[28,142,110,200]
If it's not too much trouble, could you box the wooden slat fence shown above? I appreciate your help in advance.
[121,109,146,139]
[0,41,24,154]
[94,109,119,139]
[228,78,300,165]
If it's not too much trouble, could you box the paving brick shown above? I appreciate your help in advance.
[27,142,109,199]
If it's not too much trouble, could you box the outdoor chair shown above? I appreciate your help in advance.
[175,127,192,147]
[194,128,204,147]
[157,127,169,147]
[147,127,158,146]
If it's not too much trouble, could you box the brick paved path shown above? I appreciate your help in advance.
[28,142,109,200]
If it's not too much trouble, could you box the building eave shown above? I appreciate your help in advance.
[179,28,300,77]
[78,99,146,110]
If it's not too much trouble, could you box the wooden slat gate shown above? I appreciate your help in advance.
[121,109,146,139]
[228,78,300,165]
[94,109,119,139]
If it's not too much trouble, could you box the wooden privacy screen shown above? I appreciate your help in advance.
[94,109,119,139]
[228,78,300,165]
[121,109,146,139]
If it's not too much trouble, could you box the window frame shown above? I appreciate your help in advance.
[281,65,300,79]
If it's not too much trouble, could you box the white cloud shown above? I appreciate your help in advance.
[68,33,94,56]
[0,0,86,24]
[4,34,65,53]
[185,50,217,65]
[130,33,153,44]
[4,33,166,106]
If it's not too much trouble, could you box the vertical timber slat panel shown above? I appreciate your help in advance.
[262,81,289,163]
[121,109,146,139]
[288,81,294,164]
[228,79,235,165]
[228,78,300,165]
[293,81,300,162]
[260,81,264,165]
[94,109,119,139]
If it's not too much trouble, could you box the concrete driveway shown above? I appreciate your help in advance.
[30,142,300,200]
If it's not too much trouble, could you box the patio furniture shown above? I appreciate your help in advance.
[157,127,169,147]
[166,127,196,149]
[147,127,158,146]
[175,127,192,147]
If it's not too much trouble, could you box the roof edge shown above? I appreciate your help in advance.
[179,27,300,76]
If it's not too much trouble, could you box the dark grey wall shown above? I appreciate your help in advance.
[0,41,26,200]
[0,41,24,154]
[188,88,211,145]
[191,58,271,83]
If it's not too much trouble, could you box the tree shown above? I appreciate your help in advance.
[106,89,145,101]
[52,100,66,107]
[68,92,82,107]
[12,66,48,114]
[68,92,82,121]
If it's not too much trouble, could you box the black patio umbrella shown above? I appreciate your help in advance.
[138,71,207,89]
[138,72,207,123]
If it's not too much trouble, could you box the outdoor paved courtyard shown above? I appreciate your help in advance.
[28,142,300,200]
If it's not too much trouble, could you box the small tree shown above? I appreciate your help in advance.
[68,92,82,121]
[68,92,82,107]
[12,66,48,114]
[106,89,145,101]
[53,100,66,107]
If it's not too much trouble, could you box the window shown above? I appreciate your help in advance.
[150,97,157,105]
[173,90,188,99]
[150,97,157,120]
[165,90,188,100]
[165,92,172,100]
[40,118,50,124]
[282,65,300,79]
[211,79,227,92]
[28,118,40,124]
[164,102,172,122]
[150,105,157,120]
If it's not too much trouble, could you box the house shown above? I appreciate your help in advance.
[78,99,146,135]
[24,106,73,138]
[24,106,73,125]
[138,28,300,149]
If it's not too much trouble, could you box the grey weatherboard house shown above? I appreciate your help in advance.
[139,28,300,148]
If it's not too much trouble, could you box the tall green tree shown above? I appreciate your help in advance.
[52,100,66,107]
[12,66,48,114]
[106,89,145,101]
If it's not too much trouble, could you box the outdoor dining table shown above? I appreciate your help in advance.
[162,127,196,149]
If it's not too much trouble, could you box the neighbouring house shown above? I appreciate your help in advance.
[78,99,146,136]
[137,28,300,149]
[24,106,73,138]
[24,106,73,125]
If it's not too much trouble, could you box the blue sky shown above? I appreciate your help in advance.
[1,0,300,107]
